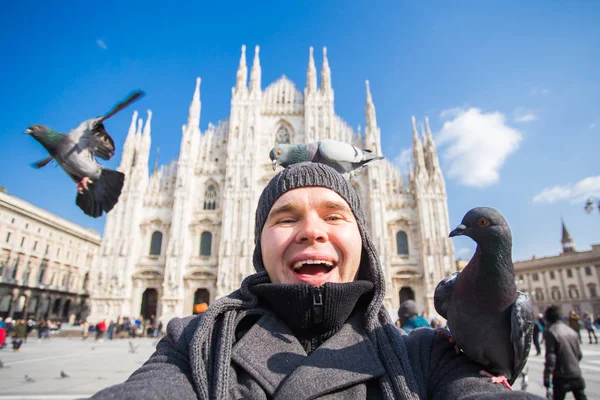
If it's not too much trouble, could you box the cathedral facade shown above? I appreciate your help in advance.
[88,46,456,323]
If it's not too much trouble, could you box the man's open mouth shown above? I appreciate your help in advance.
[291,259,336,275]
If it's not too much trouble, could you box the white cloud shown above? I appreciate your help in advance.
[533,176,600,204]
[590,123,597,129]
[530,87,550,96]
[96,39,107,50]
[393,147,412,174]
[436,107,523,187]
[513,108,537,123]
[440,107,465,118]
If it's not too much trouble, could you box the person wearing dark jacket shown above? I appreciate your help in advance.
[533,313,545,356]
[90,162,542,400]
[543,305,587,400]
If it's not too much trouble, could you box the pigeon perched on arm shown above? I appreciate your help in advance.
[269,139,384,176]
[25,90,144,218]
[434,207,534,390]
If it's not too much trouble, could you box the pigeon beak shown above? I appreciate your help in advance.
[449,224,467,238]
[272,159,278,171]
[24,128,32,135]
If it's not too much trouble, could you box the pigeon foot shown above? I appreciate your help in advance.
[479,370,512,390]
[435,328,461,354]
[76,177,91,194]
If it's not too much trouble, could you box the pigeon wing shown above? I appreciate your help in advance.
[98,90,145,123]
[318,139,365,163]
[67,119,116,161]
[509,291,534,385]
[434,272,459,320]
[30,156,54,169]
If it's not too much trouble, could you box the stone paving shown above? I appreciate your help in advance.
[0,336,599,399]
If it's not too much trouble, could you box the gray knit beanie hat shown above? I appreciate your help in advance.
[252,162,368,275]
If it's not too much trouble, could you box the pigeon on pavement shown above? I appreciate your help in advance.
[269,139,383,176]
[25,90,144,218]
[434,207,534,389]
[60,370,69,378]
[24,374,35,383]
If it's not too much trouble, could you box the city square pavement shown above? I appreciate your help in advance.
[0,335,599,399]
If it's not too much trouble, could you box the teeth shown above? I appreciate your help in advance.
[292,260,334,271]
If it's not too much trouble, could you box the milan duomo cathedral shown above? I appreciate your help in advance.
[88,46,456,324]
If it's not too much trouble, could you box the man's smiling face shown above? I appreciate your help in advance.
[260,187,363,286]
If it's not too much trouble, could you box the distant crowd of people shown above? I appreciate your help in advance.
[0,317,62,351]
[81,315,164,341]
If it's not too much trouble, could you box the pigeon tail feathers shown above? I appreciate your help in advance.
[76,168,125,218]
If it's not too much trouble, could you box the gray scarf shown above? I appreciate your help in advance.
[189,163,420,399]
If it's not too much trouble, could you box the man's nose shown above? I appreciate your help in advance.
[296,214,328,243]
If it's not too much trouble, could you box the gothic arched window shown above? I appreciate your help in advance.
[150,231,163,256]
[396,231,409,255]
[535,289,544,302]
[203,184,218,210]
[275,126,290,144]
[200,231,212,256]
[551,287,561,301]
[568,285,580,299]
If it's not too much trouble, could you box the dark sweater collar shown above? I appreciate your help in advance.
[251,281,374,353]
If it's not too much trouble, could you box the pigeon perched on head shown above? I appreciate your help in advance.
[269,139,383,176]
[25,90,144,218]
[434,207,534,389]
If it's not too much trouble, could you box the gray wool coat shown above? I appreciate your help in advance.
[90,310,542,400]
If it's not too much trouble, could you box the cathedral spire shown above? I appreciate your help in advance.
[365,80,377,130]
[412,116,426,177]
[561,218,576,253]
[306,46,317,94]
[143,109,152,138]
[424,116,442,173]
[250,45,261,94]
[321,47,331,93]
[236,45,248,94]
[187,78,201,129]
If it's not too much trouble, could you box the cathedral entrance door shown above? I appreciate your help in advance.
[193,289,210,314]
[140,288,158,320]
[399,287,415,304]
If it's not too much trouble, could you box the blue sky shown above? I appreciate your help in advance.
[0,1,598,262]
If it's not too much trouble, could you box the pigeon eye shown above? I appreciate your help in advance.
[477,218,489,227]
[275,150,281,156]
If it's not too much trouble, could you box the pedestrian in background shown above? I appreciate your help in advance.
[568,310,582,344]
[583,313,597,344]
[544,305,587,400]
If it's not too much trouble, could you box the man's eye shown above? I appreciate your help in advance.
[326,215,343,221]
[277,218,296,224]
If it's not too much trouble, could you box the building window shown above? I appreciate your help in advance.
[45,244,49,254]
[532,272,539,281]
[275,126,290,144]
[396,231,409,255]
[588,284,597,298]
[20,237,25,247]
[57,248,60,257]
[518,274,524,282]
[11,257,19,279]
[149,231,163,256]
[551,287,561,301]
[22,267,31,285]
[534,289,544,302]
[566,269,573,278]
[82,272,89,291]
[568,285,579,299]
[38,262,47,284]
[33,241,38,251]
[200,231,212,256]
[549,271,555,280]
[585,266,592,276]
[203,184,218,210]
[5,232,10,243]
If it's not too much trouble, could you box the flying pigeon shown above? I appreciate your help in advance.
[60,370,69,378]
[24,374,35,383]
[434,207,534,389]
[269,139,384,176]
[25,90,144,218]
